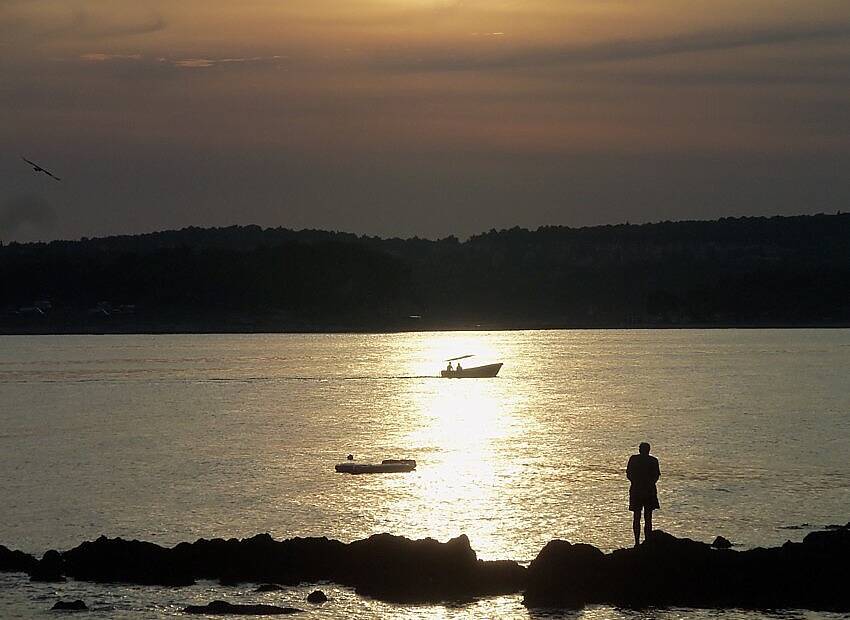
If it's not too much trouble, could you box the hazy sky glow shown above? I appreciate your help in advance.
[2,0,849,241]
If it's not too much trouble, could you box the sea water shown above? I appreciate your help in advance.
[1,330,849,618]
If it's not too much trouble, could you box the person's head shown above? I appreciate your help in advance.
[639,442,650,455]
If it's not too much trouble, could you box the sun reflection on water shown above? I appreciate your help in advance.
[408,332,505,378]
[374,332,533,557]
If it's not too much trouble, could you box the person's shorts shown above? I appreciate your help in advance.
[629,491,660,512]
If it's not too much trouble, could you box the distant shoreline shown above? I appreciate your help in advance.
[3,320,850,336]
[0,323,850,336]
[4,215,850,334]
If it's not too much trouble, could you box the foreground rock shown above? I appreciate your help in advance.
[0,544,37,573]
[50,599,87,611]
[524,522,850,610]
[339,533,525,602]
[31,550,66,582]
[62,537,194,586]
[184,600,302,615]
[16,522,849,610]
[48,532,525,603]
[306,589,327,603]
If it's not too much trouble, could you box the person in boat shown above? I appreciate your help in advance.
[626,442,660,547]
[456,362,463,371]
[446,361,454,372]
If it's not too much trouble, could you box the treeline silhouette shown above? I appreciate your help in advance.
[2,213,849,332]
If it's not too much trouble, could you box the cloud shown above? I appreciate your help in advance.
[80,52,142,61]
[173,58,215,68]
[374,22,850,72]
[44,8,166,39]
[172,55,284,69]
[0,195,56,238]
[62,52,285,72]
[0,3,166,44]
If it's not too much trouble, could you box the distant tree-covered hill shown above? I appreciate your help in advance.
[2,214,849,332]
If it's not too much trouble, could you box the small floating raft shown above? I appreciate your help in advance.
[335,459,417,474]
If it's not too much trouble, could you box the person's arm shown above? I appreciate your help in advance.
[626,455,635,480]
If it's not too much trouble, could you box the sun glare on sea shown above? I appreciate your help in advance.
[383,332,533,552]
[405,331,527,451]
[411,332,503,378]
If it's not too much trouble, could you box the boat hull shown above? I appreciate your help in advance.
[335,459,417,474]
[440,362,503,378]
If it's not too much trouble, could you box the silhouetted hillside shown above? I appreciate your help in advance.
[2,214,849,332]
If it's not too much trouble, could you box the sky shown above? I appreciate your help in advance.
[1,0,849,242]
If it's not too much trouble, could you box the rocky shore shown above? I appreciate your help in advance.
[524,524,850,610]
[3,533,524,603]
[2,523,848,610]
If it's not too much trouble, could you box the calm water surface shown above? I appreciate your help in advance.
[1,330,849,618]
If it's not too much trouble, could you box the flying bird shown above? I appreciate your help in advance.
[21,156,61,181]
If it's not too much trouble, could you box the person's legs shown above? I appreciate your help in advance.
[632,508,642,546]
[644,509,653,540]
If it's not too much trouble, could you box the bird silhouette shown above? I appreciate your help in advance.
[21,156,61,181]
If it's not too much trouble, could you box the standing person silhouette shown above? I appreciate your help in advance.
[627,442,660,547]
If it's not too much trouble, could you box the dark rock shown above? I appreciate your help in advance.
[48,531,525,603]
[340,533,523,602]
[0,544,37,573]
[31,550,65,582]
[51,599,87,611]
[522,540,606,608]
[6,523,850,611]
[183,600,302,615]
[255,583,284,592]
[342,533,479,601]
[711,536,732,549]
[473,559,528,595]
[62,536,194,586]
[175,534,344,585]
[524,524,850,611]
[803,525,850,551]
[306,589,327,603]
